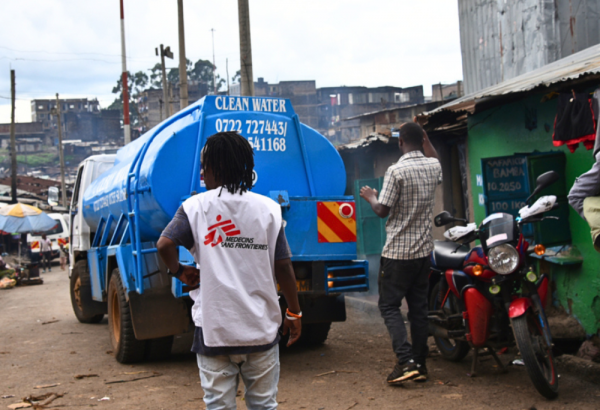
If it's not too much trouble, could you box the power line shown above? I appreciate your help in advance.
[0,95,27,101]
[0,46,155,62]
[1,56,124,64]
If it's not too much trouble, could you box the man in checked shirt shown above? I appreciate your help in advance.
[360,122,441,385]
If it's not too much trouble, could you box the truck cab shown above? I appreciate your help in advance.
[69,155,116,277]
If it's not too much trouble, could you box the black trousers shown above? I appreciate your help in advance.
[42,251,52,271]
[378,256,430,365]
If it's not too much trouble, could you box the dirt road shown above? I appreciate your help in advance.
[1,266,598,409]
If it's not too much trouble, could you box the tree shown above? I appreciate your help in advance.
[190,59,224,91]
[232,70,241,84]
[107,70,149,129]
[156,58,225,92]
[149,63,163,88]
[166,58,193,86]
[106,57,229,128]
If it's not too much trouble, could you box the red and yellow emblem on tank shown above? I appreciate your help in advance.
[317,202,357,243]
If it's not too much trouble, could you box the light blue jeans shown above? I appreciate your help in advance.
[197,344,280,410]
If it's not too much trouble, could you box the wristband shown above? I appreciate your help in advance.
[285,313,299,321]
[167,263,185,279]
[286,308,302,319]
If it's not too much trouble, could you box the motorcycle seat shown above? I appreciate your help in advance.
[432,240,470,269]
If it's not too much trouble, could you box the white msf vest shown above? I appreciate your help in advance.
[183,188,282,347]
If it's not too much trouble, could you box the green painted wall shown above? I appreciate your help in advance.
[467,93,600,335]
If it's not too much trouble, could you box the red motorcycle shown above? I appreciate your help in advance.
[428,171,559,399]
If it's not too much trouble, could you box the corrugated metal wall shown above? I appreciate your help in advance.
[459,0,600,95]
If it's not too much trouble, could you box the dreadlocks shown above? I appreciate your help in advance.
[202,131,255,194]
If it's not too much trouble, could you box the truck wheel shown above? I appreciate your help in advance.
[145,336,174,361]
[108,270,145,363]
[70,260,104,324]
[302,322,332,345]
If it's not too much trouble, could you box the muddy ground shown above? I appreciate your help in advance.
[1,265,599,409]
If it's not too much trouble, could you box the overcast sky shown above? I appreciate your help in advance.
[0,0,462,123]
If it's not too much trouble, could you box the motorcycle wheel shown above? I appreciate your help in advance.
[429,282,470,362]
[512,311,558,400]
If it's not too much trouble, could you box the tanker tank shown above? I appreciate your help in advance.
[82,96,346,242]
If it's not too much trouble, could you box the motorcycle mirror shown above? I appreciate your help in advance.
[434,211,455,227]
[525,171,560,204]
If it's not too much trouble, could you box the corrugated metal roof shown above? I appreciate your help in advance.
[426,43,600,116]
[337,133,392,151]
[345,100,446,121]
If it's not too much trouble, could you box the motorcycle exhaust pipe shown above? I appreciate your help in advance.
[429,322,449,339]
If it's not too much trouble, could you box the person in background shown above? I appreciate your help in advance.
[40,234,52,273]
[359,122,441,385]
[568,151,600,251]
[158,131,301,409]
[58,243,67,271]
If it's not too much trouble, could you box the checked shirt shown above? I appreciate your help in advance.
[379,150,442,260]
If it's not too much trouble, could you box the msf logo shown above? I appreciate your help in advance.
[204,215,241,247]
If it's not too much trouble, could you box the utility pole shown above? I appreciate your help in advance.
[211,28,217,95]
[226,58,230,95]
[54,94,67,207]
[169,83,174,116]
[156,45,173,120]
[237,0,254,96]
[9,70,17,204]
[120,0,131,144]
[177,0,188,109]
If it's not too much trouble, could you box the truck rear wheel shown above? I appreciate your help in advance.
[302,322,331,345]
[108,270,145,363]
[70,260,104,324]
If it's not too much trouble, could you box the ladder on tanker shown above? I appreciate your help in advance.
[122,105,204,294]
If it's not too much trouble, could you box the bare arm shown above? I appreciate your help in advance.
[422,130,439,160]
[275,258,301,346]
[157,236,199,286]
[157,236,180,273]
[359,186,390,218]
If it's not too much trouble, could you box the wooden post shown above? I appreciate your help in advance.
[211,28,217,94]
[226,58,230,95]
[9,70,17,204]
[237,0,254,96]
[55,94,67,207]
[177,0,188,108]
[120,0,131,144]
[159,44,169,120]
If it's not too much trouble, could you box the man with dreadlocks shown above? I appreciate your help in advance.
[158,131,301,409]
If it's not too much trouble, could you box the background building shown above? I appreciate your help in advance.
[458,0,600,94]
[31,98,100,130]
[137,83,208,131]
[432,81,464,102]
[233,78,426,144]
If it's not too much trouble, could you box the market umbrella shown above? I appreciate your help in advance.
[0,203,57,233]
[0,204,58,268]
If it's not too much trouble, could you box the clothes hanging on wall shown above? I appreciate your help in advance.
[552,92,596,153]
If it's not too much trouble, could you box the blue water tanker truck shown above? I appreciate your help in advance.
[68,96,369,363]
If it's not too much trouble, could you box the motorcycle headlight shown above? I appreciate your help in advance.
[487,244,519,275]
